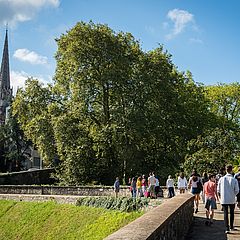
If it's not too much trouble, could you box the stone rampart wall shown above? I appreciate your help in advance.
[0,185,169,197]
[0,193,79,205]
[105,194,194,240]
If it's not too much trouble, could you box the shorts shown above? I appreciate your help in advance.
[148,185,155,193]
[205,198,217,210]
[191,187,201,195]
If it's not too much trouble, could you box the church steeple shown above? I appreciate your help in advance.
[0,28,10,90]
[0,27,12,125]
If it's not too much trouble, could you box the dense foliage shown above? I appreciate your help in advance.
[11,21,240,184]
[183,83,240,174]
[0,111,31,172]
[0,200,141,240]
[76,196,150,212]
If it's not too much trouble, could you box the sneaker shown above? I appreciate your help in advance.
[195,208,198,213]
[230,227,235,231]
[225,230,230,234]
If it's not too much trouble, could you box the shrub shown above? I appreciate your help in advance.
[76,196,150,212]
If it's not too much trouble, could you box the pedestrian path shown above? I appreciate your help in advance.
[185,202,240,240]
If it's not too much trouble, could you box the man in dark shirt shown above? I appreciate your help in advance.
[234,166,240,209]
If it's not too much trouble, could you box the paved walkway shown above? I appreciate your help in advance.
[185,202,240,240]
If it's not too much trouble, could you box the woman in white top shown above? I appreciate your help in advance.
[188,171,202,214]
[166,175,175,198]
[178,172,188,194]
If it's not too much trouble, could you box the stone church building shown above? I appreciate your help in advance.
[0,29,42,171]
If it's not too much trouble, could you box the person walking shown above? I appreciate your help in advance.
[136,176,142,197]
[204,174,218,226]
[217,165,239,234]
[234,166,240,209]
[131,177,137,198]
[113,177,120,198]
[201,172,209,203]
[188,171,202,213]
[141,174,147,196]
[166,175,175,198]
[148,172,156,198]
[155,176,160,198]
[177,172,188,194]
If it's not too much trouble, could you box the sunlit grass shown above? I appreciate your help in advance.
[0,200,142,240]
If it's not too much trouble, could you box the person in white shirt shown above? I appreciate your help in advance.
[177,172,188,194]
[148,172,156,198]
[166,175,175,198]
[217,164,239,234]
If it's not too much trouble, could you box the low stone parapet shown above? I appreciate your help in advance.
[0,185,169,197]
[0,193,79,205]
[105,194,194,240]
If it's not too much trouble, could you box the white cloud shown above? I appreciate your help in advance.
[0,0,60,26]
[11,70,51,95]
[13,48,48,65]
[189,38,203,44]
[166,9,194,39]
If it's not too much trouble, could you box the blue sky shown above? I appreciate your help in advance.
[0,0,240,94]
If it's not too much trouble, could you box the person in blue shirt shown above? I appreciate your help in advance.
[113,177,120,198]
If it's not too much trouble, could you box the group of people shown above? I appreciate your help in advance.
[114,164,240,234]
[127,172,161,198]
[114,172,162,199]
[188,165,240,234]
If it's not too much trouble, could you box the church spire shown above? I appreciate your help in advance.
[0,27,10,90]
[0,27,12,125]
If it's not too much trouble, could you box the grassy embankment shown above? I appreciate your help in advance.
[0,200,142,240]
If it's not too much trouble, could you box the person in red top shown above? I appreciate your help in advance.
[204,173,219,225]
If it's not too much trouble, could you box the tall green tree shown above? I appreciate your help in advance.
[13,78,56,165]
[12,21,212,184]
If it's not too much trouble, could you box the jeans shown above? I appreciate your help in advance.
[222,204,235,230]
[168,187,175,198]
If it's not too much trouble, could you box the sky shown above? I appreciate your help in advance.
[0,0,240,94]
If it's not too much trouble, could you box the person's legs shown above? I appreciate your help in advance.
[222,204,229,231]
[202,192,205,204]
[195,194,199,213]
[237,193,240,208]
[204,198,210,225]
[209,209,214,223]
[132,189,136,198]
[229,204,235,229]
[169,187,174,197]
[180,188,185,194]
[168,187,171,198]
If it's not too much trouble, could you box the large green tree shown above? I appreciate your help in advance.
[12,21,212,184]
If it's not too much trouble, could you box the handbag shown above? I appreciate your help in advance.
[197,181,203,191]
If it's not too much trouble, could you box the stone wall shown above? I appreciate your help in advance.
[105,194,194,240]
[0,168,55,185]
[0,185,131,196]
[0,193,79,205]
[0,185,168,197]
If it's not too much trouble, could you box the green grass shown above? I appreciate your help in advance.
[0,200,142,240]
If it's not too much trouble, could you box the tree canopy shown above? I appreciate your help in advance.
[12,21,237,184]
